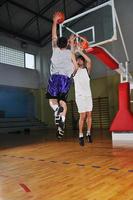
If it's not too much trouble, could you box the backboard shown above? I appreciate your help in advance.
[59,0,117,47]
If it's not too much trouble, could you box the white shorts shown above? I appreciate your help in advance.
[76,96,93,113]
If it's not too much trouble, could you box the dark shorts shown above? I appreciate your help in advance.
[46,74,72,102]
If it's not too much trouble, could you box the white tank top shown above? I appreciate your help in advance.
[51,47,74,77]
[74,68,92,97]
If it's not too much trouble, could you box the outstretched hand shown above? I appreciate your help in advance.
[69,34,76,42]
[68,34,76,46]
[53,13,61,23]
[74,43,84,53]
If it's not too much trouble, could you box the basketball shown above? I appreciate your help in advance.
[55,12,65,24]
[81,40,89,49]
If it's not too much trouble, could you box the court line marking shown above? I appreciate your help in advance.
[1,154,133,173]
[19,183,31,192]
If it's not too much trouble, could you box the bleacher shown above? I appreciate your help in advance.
[0,117,48,134]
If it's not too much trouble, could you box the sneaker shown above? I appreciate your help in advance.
[56,126,64,139]
[58,117,65,130]
[54,106,64,125]
[57,117,65,137]
[86,135,92,143]
[79,137,84,146]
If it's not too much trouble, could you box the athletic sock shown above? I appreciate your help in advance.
[79,133,83,138]
[86,130,91,136]
[49,102,59,111]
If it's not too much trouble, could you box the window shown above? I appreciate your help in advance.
[0,46,24,67]
[25,53,35,69]
[0,45,36,69]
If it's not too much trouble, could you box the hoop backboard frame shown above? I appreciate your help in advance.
[59,0,117,47]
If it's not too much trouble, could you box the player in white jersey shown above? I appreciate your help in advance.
[46,14,78,139]
[73,50,93,146]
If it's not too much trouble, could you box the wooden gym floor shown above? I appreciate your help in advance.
[0,130,133,200]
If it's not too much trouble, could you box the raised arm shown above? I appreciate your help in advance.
[69,34,76,53]
[52,14,60,47]
[77,49,92,73]
[71,52,78,77]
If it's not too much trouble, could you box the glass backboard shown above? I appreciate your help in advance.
[60,0,117,47]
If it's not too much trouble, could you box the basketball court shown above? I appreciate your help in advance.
[0,130,133,200]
